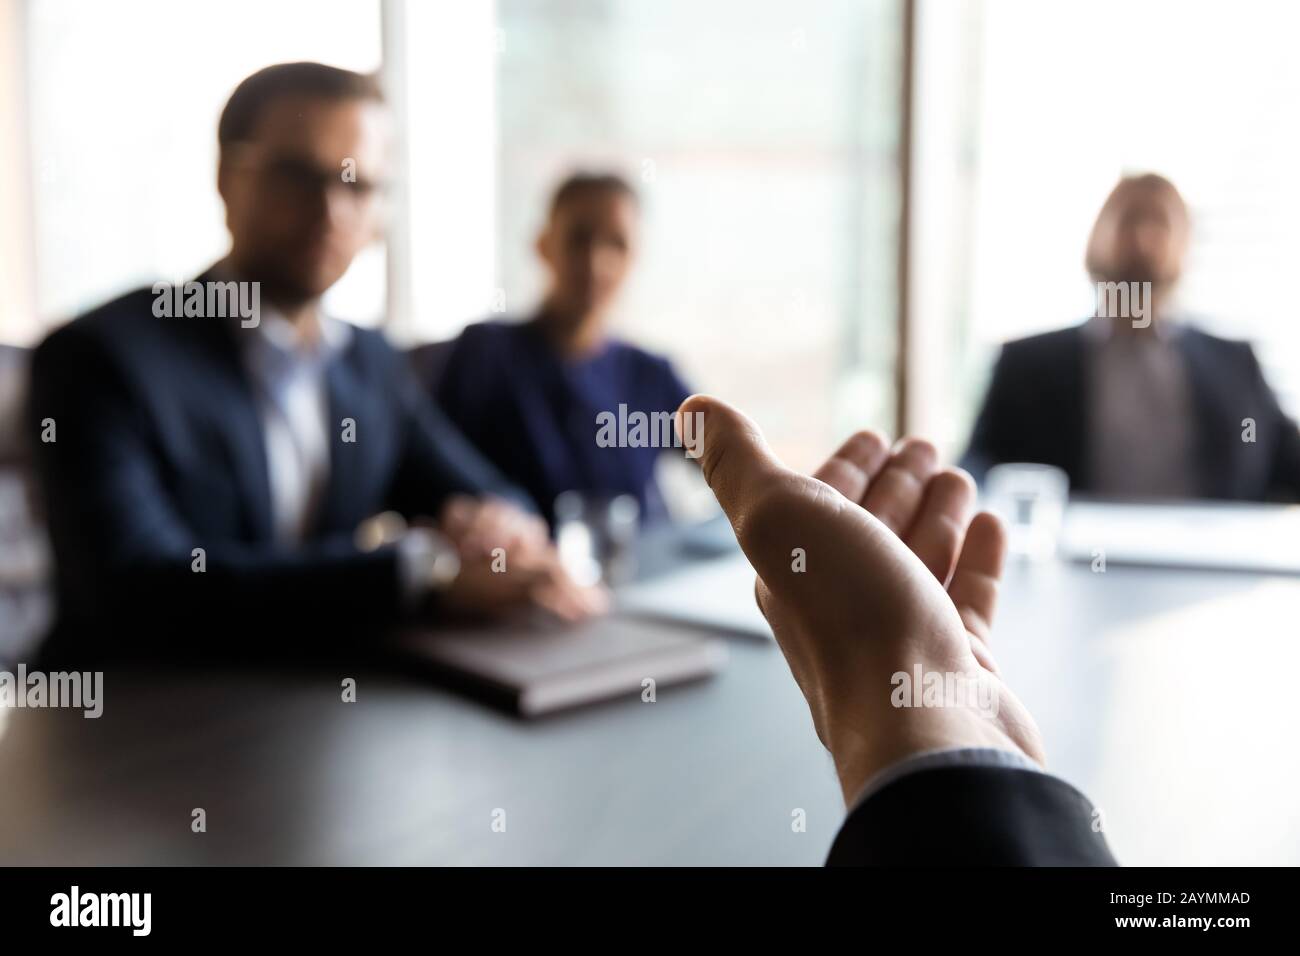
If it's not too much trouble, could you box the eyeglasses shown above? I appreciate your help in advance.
[225,144,388,205]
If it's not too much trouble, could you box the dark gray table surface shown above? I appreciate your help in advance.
[2,529,1297,865]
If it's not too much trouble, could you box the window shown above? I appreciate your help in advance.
[7,0,908,468]
[495,0,904,467]
[912,0,1300,455]
[18,0,383,340]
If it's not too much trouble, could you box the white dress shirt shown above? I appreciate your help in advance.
[847,746,1047,813]
[238,309,352,544]
[236,307,452,601]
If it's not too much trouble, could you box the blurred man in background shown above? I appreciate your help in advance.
[425,173,693,528]
[962,173,1300,501]
[28,62,599,665]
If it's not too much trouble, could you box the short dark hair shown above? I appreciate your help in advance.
[548,171,639,219]
[217,61,384,153]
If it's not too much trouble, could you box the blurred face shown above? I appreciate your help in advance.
[537,189,638,328]
[1088,184,1188,288]
[218,94,390,305]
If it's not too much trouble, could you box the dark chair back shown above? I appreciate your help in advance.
[406,339,457,392]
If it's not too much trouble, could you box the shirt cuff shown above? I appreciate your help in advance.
[846,746,1046,815]
[394,528,461,608]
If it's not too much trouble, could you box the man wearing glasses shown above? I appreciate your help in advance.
[28,62,602,665]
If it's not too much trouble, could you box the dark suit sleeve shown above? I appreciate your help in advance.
[385,359,534,517]
[826,766,1118,866]
[960,347,1015,484]
[28,325,409,656]
[1242,345,1300,500]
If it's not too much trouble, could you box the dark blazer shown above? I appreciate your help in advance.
[428,318,693,527]
[827,766,1117,866]
[961,323,1300,501]
[0,344,29,467]
[27,282,524,663]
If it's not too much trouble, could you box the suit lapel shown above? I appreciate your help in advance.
[317,351,378,533]
[1178,330,1233,498]
[1060,325,1089,486]
[186,313,276,542]
[188,265,275,541]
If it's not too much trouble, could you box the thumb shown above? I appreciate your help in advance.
[675,394,788,529]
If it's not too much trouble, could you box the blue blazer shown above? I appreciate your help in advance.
[961,323,1300,501]
[27,278,525,662]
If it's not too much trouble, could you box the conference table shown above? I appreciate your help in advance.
[1,518,1298,866]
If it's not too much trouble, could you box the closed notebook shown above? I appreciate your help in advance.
[401,614,727,717]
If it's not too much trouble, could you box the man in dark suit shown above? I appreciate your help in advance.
[681,394,1116,865]
[963,173,1300,501]
[27,63,600,664]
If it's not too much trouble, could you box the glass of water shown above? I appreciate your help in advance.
[983,463,1069,561]
[554,491,642,587]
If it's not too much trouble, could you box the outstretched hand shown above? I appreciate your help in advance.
[677,395,1045,804]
